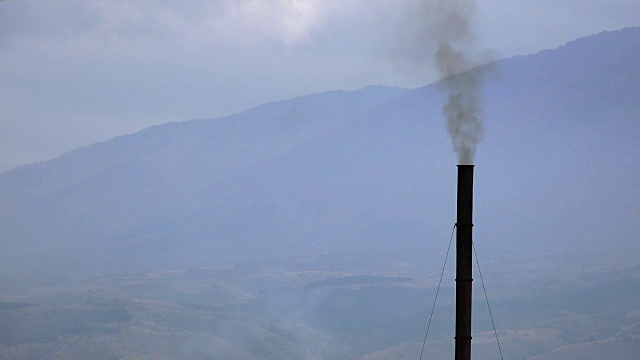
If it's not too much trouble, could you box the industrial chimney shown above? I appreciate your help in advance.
[455,165,474,360]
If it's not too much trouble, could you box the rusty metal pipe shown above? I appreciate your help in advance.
[455,165,474,360]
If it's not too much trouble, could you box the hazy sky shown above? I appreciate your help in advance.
[1,0,639,172]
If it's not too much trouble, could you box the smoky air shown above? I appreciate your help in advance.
[395,0,489,164]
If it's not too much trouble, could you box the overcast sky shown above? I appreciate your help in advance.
[1,0,639,172]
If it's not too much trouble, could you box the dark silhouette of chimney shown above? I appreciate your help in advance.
[455,165,474,360]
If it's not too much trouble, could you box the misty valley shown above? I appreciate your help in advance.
[1,252,639,359]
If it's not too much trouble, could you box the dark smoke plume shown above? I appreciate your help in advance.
[437,41,483,165]
[395,0,489,164]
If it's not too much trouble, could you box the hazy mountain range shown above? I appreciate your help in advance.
[2,26,640,360]
[1,27,639,284]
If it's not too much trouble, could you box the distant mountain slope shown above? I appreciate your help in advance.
[527,337,640,360]
[1,27,639,282]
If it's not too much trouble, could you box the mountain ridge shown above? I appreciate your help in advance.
[1,27,639,282]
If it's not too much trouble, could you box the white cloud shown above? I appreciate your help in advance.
[227,0,326,45]
[40,0,364,48]
[191,0,369,46]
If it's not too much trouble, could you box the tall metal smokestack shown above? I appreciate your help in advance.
[455,165,474,360]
